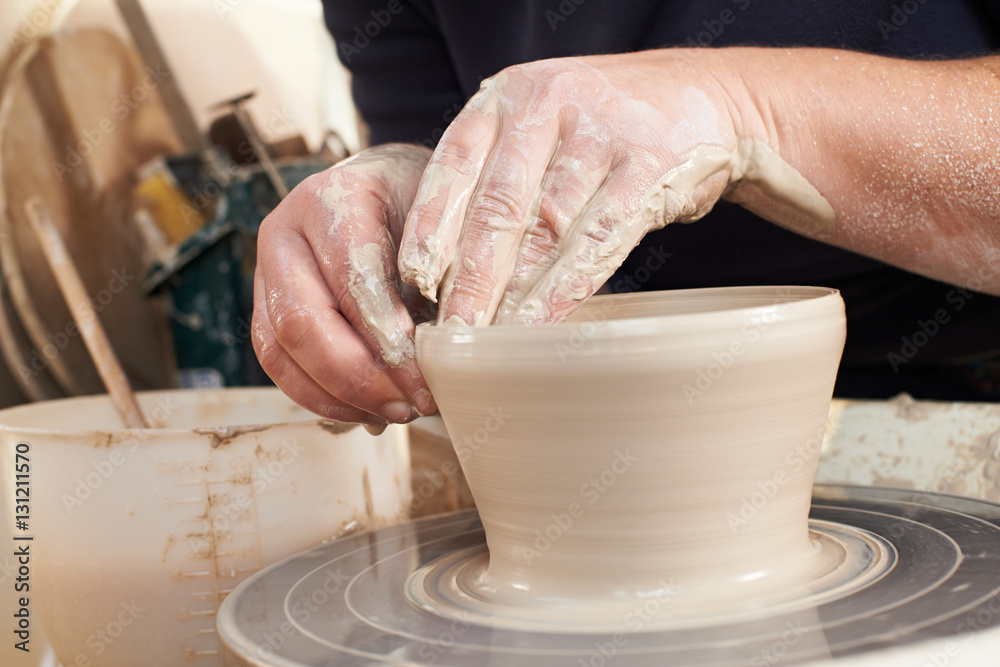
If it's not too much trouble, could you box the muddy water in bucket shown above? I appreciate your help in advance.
[0,388,411,667]
[415,286,847,630]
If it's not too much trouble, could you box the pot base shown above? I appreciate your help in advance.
[406,519,892,633]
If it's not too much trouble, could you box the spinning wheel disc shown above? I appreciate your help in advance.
[218,486,1000,666]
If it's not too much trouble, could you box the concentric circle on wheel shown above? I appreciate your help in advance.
[218,486,1000,666]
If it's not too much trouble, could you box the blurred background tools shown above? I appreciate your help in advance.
[0,0,352,402]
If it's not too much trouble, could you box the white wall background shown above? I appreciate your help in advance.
[0,0,361,152]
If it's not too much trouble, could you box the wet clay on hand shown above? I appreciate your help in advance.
[396,55,837,330]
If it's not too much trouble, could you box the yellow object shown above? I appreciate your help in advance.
[133,158,207,244]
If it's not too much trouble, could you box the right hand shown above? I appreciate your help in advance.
[252,144,438,428]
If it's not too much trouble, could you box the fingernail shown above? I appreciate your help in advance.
[381,400,416,423]
[364,423,388,436]
[414,388,438,415]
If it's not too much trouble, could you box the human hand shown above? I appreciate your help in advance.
[397,51,831,325]
[253,144,438,427]
[396,52,736,325]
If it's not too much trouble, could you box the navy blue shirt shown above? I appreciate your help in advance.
[323,0,1000,400]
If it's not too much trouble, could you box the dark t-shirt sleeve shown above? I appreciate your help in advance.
[323,0,465,147]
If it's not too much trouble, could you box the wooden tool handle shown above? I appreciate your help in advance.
[25,197,149,429]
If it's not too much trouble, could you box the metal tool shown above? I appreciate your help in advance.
[212,92,290,199]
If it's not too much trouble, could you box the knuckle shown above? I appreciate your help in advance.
[339,362,375,399]
[537,197,575,234]
[270,301,317,350]
[432,141,477,171]
[521,221,560,265]
[448,270,497,304]
[468,182,527,228]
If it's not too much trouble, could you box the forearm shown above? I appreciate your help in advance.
[718,48,1000,294]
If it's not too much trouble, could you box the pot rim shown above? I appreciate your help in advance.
[417,285,842,346]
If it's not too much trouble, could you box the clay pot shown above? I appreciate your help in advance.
[416,286,846,620]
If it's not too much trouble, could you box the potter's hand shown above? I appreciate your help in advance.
[253,144,437,427]
[397,53,768,325]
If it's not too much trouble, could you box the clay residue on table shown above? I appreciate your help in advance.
[320,420,359,435]
[193,424,269,448]
[816,396,1000,503]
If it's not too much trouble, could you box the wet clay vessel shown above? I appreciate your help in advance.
[416,286,846,624]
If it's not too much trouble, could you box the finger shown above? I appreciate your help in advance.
[257,209,418,423]
[304,168,437,415]
[510,164,661,325]
[398,84,502,302]
[252,265,387,426]
[493,132,612,324]
[433,116,561,325]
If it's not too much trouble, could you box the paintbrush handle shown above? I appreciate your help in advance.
[25,197,149,429]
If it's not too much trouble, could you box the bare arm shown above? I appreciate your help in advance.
[723,48,1000,294]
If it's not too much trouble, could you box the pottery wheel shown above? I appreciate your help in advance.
[217,485,1000,666]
